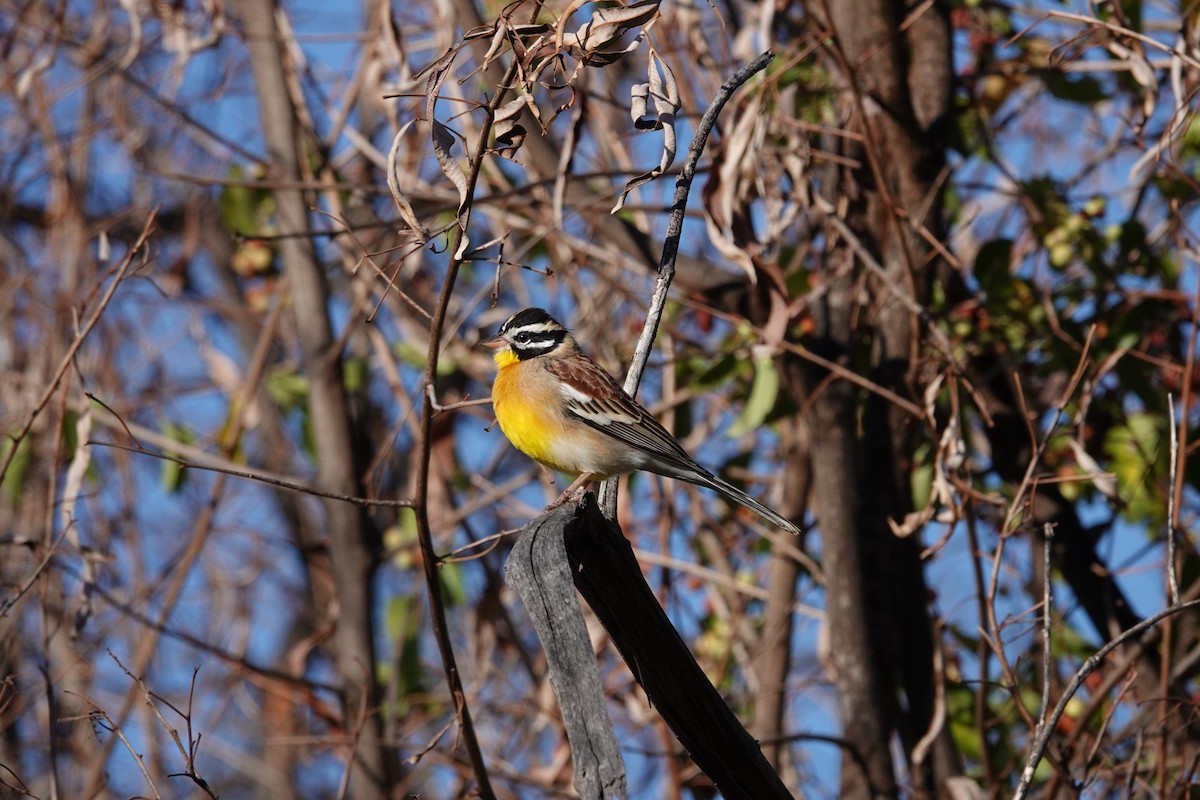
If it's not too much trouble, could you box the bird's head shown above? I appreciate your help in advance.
[483,308,574,366]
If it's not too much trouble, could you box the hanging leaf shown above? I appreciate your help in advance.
[1041,71,1108,105]
[1,434,32,504]
[383,594,428,714]
[728,355,778,437]
[699,96,765,282]
[386,119,431,242]
[562,0,659,65]
[492,96,529,157]
[613,49,680,212]
[424,50,471,258]
[160,420,196,494]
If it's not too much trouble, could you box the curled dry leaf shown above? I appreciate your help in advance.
[700,97,764,281]
[60,403,92,544]
[1105,39,1158,121]
[560,0,660,65]
[612,49,679,213]
[387,119,432,241]
[62,403,96,634]
[424,50,472,258]
[890,394,965,538]
[472,18,552,74]
[492,96,529,157]
[1065,437,1119,501]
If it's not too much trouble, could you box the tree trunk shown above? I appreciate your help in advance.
[235,2,393,796]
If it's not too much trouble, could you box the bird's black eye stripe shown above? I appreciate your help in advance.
[510,327,566,359]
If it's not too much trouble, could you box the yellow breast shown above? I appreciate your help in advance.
[492,351,607,475]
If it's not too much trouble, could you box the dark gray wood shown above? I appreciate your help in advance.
[506,503,628,799]
[508,495,794,800]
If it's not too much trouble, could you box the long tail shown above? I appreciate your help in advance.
[693,471,801,535]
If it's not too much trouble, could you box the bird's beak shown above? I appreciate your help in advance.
[481,335,506,350]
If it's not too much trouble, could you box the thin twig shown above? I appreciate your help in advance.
[0,211,156,485]
[108,653,217,799]
[426,384,492,414]
[910,620,947,768]
[1124,729,1145,798]
[1021,522,1056,778]
[1011,598,1200,800]
[335,677,372,800]
[1003,327,1096,541]
[87,441,415,508]
[683,296,925,418]
[1040,523,1053,725]
[633,548,823,617]
[1168,392,1181,606]
[0,528,69,619]
[964,507,997,785]
[984,331,1095,735]
[819,211,957,387]
[1036,10,1200,72]
[70,692,165,800]
[73,574,343,695]
[598,50,775,518]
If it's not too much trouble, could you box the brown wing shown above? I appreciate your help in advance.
[547,350,801,534]
[545,352,705,476]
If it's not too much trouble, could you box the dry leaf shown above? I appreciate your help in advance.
[387,119,432,240]
[700,98,764,281]
[492,96,529,157]
[1066,437,1118,501]
[424,51,472,258]
[562,0,659,65]
[612,50,679,212]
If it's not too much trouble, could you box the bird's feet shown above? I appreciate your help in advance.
[545,472,594,511]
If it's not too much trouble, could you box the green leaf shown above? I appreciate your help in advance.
[343,356,370,393]
[265,368,309,413]
[1,434,32,503]
[678,351,745,393]
[382,595,428,713]
[217,163,275,237]
[160,421,196,494]
[1042,71,1109,105]
[383,509,419,569]
[673,397,694,442]
[392,341,454,376]
[945,684,985,763]
[974,239,1013,294]
[728,357,779,437]
[218,165,255,235]
[1024,178,1072,237]
[439,561,468,607]
[1103,413,1165,524]
[911,460,934,511]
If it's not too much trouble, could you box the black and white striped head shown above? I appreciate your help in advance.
[487,308,573,360]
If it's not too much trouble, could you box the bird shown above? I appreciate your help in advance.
[484,307,800,535]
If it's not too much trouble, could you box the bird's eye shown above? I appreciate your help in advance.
[514,332,530,344]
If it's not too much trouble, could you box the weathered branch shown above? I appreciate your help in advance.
[505,505,628,799]
[508,494,793,799]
